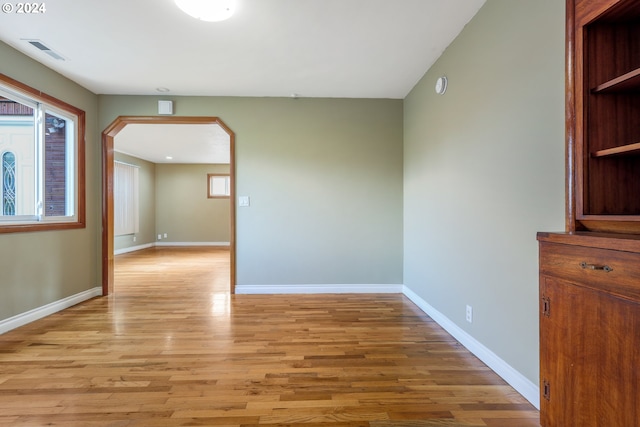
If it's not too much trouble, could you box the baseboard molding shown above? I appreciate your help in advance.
[0,287,102,335]
[155,241,230,247]
[402,285,540,410]
[115,241,230,255]
[235,284,404,294]
[115,243,154,255]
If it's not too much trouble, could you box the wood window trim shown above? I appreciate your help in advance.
[0,73,86,234]
[207,173,231,199]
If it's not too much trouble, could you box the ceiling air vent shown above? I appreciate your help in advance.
[24,39,65,61]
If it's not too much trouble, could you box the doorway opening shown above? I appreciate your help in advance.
[101,116,236,296]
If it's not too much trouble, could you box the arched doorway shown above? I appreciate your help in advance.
[101,116,236,295]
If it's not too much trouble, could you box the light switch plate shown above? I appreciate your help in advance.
[238,196,250,207]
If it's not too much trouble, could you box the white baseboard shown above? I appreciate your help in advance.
[0,287,102,335]
[235,284,404,294]
[114,243,154,255]
[115,242,230,255]
[402,285,540,410]
[155,241,230,247]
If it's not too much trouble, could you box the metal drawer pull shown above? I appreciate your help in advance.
[580,261,613,272]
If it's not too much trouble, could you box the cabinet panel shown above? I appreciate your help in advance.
[540,276,599,427]
[584,19,640,216]
[539,238,640,427]
[597,293,640,425]
[542,0,640,423]
[539,242,640,300]
[575,0,622,26]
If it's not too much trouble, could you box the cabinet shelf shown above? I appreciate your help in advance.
[591,142,640,158]
[570,0,640,232]
[592,67,640,93]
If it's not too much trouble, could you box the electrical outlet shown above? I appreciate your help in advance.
[163,233,167,238]
[466,305,473,323]
[157,234,162,240]
[133,236,136,242]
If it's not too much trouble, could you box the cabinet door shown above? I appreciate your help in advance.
[540,276,640,427]
[540,276,599,427]
[595,287,640,425]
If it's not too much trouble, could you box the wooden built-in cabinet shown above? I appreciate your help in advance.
[538,0,640,426]
[538,233,640,427]
[571,0,640,232]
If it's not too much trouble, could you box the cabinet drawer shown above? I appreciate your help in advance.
[539,242,640,301]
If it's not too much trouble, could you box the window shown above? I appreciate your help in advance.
[207,174,230,198]
[0,74,84,232]
[114,161,139,236]
[2,151,16,215]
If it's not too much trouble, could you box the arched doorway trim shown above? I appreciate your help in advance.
[101,116,236,295]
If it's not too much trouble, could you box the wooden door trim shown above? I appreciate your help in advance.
[101,116,236,295]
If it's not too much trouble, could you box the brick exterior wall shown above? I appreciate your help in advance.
[0,97,33,115]
[44,113,66,216]
[1,98,67,216]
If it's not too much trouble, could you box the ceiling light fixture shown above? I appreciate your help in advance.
[174,0,236,22]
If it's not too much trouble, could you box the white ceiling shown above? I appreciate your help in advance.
[115,123,231,164]
[0,0,485,99]
[0,0,486,163]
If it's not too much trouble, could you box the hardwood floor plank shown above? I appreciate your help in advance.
[0,247,539,426]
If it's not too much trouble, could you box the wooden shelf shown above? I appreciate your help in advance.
[572,1,640,231]
[592,142,640,158]
[592,67,640,93]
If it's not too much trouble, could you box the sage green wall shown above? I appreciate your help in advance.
[155,163,231,243]
[114,152,156,250]
[403,0,565,384]
[0,42,99,321]
[99,96,404,285]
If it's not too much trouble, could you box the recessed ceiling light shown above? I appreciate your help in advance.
[174,0,236,22]
[166,156,173,160]
[156,87,170,93]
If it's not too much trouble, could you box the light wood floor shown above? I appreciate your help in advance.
[0,247,540,426]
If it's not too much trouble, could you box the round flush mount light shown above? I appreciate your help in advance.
[174,0,236,22]
[435,76,448,95]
